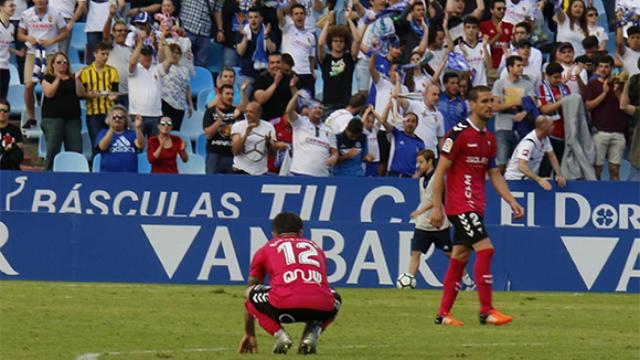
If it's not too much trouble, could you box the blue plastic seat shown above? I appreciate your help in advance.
[92,153,101,172]
[191,66,214,99]
[70,23,87,55]
[7,84,26,116]
[67,48,81,65]
[178,153,206,174]
[71,63,85,74]
[195,133,207,157]
[179,110,205,143]
[207,41,224,74]
[52,151,90,172]
[8,63,20,85]
[138,152,151,174]
[197,88,214,110]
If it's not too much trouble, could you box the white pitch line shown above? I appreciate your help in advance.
[462,342,547,347]
[75,344,392,359]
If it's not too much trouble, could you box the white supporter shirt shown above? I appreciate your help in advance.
[454,40,490,86]
[289,116,337,177]
[231,119,276,175]
[415,173,450,231]
[556,16,586,57]
[503,0,535,25]
[588,24,609,46]
[621,47,640,75]
[0,21,14,70]
[325,109,353,134]
[498,44,543,74]
[364,127,380,162]
[107,43,132,94]
[504,130,553,180]
[280,17,315,75]
[18,7,66,54]
[406,100,445,155]
[85,0,110,32]
[128,63,165,117]
[374,76,408,122]
[50,0,83,19]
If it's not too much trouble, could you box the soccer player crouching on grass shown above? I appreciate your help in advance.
[407,149,475,290]
[430,86,524,326]
[238,212,342,355]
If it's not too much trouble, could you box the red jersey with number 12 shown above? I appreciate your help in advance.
[249,236,334,311]
[440,120,497,217]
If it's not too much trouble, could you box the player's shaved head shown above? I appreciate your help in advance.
[468,85,492,102]
[273,212,304,236]
[535,115,553,136]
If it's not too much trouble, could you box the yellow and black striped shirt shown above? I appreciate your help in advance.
[80,63,120,116]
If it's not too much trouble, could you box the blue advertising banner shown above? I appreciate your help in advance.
[0,171,638,293]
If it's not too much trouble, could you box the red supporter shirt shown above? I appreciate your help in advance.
[147,135,183,174]
[479,20,513,69]
[267,116,293,173]
[538,81,570,140]
[249,236,335,311]
[440,120,497,217]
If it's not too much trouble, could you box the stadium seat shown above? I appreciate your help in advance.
[71,63,85,74]
[92,153,101,172]
[178,153,206,174]
[52,151,90,172]
[70,23,87,57]
[195,133,207,157]
[81,130,92,161]
[8,63,20,85]
[191,66,214,102]
[67,48,81,65]
[7,84,26,116]
[179,110,204,142]
[138,152,151,174]
[170,130,194,154]
[20,107,42,139]
[197,88,214,110]
[207,41,224,74]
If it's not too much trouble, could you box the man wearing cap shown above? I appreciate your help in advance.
[554,41,587,95]
[285,90,338,177]
[497,22,542,74]
[125,11,156,53]
[128,31,176,138]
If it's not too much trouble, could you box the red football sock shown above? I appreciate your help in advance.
[474,248,495,314]
[245,300,281,336]
[438,257,467,316]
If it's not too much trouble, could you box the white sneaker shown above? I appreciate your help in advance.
[273,329,293,354]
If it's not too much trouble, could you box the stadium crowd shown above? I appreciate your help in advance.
[0,0,638,181]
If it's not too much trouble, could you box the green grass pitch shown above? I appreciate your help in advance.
[1,281,639,359]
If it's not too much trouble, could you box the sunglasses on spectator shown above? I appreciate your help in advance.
[0,108,9,113]
[159,121,173,126]
[112,115,125,120]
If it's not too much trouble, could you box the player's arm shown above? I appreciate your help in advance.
[428,155,453,228]
[239,275,262,354]
[488,167,524,219]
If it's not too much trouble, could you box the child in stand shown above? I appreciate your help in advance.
[408,149,475,290]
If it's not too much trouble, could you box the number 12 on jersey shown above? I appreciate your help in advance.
[277,241,321,267]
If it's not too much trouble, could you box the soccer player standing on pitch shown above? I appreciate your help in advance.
[430,85,524,326]
[238,212,341,354]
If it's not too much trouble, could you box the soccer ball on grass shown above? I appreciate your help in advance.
[396,273,417,289]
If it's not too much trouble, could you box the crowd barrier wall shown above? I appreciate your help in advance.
[0,171,637,293]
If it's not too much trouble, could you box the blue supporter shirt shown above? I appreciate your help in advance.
[333,132,368,176]
[389,127,425,176]
[366,56,392,107]
[97,129,139,172]
[437,91,468,133]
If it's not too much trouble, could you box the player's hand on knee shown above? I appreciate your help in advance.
[238,334,258,354]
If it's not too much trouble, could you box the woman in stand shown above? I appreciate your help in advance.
[160,42,193,130]
[97,105,144,172]
[147,115,188,173]
[554,0,588,57]
[41,51,82,170]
